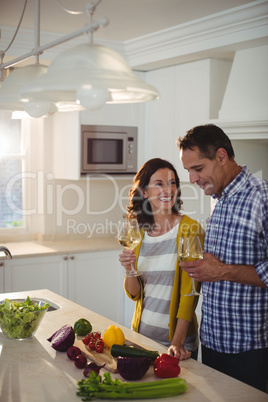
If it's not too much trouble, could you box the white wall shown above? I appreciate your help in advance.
[5,51,267,243]
[232,139,268,180]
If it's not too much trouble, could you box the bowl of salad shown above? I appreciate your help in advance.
[0,296,50,339]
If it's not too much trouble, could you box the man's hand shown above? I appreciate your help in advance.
[180,252,224,282]
[180,252,266,287]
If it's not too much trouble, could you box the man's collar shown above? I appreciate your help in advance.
[212,165,249,200]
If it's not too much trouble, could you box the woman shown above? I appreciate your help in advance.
[119,158,204,360]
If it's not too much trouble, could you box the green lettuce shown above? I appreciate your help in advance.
[0,296,50,339]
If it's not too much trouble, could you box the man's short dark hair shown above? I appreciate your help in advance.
[177,124,235,160]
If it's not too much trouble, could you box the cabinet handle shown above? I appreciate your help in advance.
[70,256,75,260]
[0,262,3,267]
[63,256,69,261]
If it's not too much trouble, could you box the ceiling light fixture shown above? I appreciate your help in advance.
[0,64,57,118]
[0,0,159,118]
[21,43,159,111]
[0,0,57,117]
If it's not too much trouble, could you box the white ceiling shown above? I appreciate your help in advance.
[1,0,254,41]
[0,0,266,71]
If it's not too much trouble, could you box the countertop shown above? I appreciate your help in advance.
[0,289,267,402]
[0,237,121,259]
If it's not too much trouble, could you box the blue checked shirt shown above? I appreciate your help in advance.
[201,166,268,353]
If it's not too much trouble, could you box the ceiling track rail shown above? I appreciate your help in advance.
[0,0,108,73]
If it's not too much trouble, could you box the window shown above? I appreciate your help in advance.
[0,116,24,228]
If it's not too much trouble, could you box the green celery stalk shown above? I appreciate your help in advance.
[77,372,187,400]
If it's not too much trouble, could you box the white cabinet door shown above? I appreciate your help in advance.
[67,250,124,325]
[144,66,176,164]
[52,111,81,180]
[145,59,232,182]
[4,255,68,297]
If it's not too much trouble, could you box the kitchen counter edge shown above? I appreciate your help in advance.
[0,238,121,259]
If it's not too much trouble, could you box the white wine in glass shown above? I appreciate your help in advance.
[118,219,142,277]
[179,236,203,296]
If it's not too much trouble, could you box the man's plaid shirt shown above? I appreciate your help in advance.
[201,166,268,353]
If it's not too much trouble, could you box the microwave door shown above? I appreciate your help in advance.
[83,132,127,172]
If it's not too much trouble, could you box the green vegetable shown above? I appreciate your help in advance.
[0,296,49,339]
[77,371,187,400]
[111,344,159,361]
[74,318,92,336]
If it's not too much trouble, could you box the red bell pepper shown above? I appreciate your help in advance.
[154,353,181,378]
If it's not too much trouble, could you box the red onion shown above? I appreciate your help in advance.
[67,346,82,360]
[83,362,106,377]
[74,354,87,369]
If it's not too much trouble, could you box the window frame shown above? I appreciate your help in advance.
[0,119,30,238]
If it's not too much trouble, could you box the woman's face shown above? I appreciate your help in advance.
[143,168,177,214]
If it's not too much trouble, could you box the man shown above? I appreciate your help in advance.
[177,124,268,392]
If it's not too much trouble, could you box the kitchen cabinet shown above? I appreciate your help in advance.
[144,66,177,165]
[3,250,125,325]
[4,254,68,297]
[145,59,232,181]
[67,250,124,324]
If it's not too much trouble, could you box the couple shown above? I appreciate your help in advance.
[119,124,268,392]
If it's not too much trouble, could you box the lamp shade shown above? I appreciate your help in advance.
[0,64,57,117]
[20,44,160,110]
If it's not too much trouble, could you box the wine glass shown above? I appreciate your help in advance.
[117,218,142,277]
[178,236,203,296]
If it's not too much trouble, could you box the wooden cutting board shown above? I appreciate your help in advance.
[74,338,118,372]
[74,338,157,373]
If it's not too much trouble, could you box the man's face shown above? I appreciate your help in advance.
[180,146,225,196]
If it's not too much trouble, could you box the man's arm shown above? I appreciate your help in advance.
[180,252,267,288]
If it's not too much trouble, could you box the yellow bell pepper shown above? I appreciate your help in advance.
[103,325,125,348]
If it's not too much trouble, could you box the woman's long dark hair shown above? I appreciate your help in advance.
[127,158,183,229]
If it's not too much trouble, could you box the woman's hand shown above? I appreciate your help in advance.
[120,249,140,298]
[119,248,136,274]
[167,344,191,360]
[168,318,192,360]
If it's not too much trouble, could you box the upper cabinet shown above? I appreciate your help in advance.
[144,58,232,181]
[144,66,176,165]
[52,111,81,180]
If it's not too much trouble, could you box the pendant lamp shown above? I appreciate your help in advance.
[20,43,159,111]
[0,64,57,118]
[0,0,159,117]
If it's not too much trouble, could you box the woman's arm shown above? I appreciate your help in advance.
[168,318,192,360]
[124,276,141,298]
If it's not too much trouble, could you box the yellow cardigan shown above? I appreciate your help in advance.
[124,215,204,341]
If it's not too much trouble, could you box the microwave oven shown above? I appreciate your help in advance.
[81,125,138,175]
